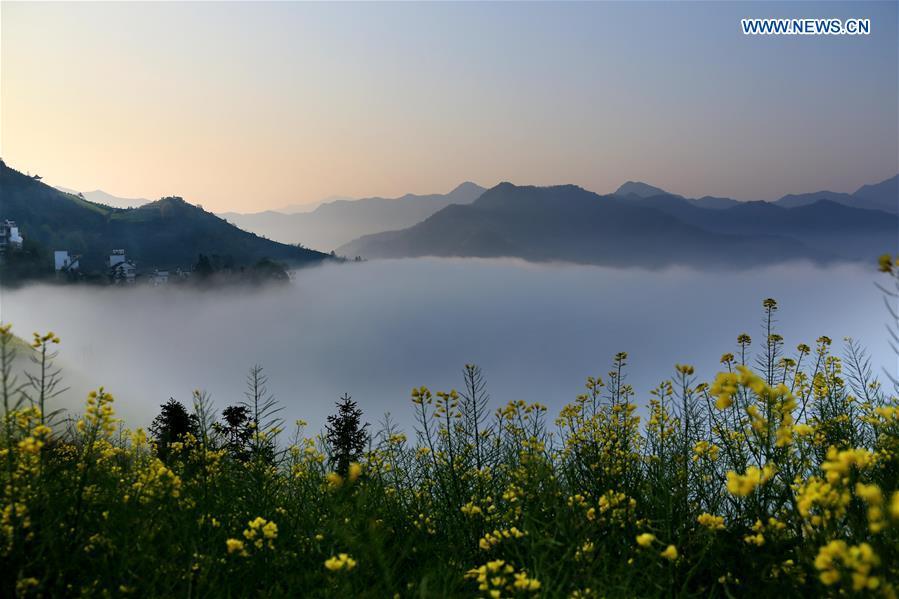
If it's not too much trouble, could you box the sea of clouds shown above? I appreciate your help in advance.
[2,258,893,435]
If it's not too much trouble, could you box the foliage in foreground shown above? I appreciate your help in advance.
[2,261,899,597]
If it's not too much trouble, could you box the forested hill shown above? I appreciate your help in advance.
[0,161,330,272]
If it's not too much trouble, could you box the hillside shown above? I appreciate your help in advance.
[220,182,485,252]
[338,183,823,268]
[0,161,329,273]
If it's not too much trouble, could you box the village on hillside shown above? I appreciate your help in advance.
[0,219,279,286]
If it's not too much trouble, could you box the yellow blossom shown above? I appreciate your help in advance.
[326,471,343,489]
[697,513,725,531]
[660,545,678,560]
[324,553,357,572]
[726,464,775,497]
[226,539,246,555]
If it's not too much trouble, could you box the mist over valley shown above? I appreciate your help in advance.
[3,258,889,434]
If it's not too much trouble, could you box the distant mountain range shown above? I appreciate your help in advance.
[612,175,898,214]
[2,161,328,272]
[338,176,898,268]
[773,175,898,213]
[275,196,354,214]
[54,187,149,210]
[218,182,486,252]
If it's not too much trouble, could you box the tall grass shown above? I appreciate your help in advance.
[1,261,898,597]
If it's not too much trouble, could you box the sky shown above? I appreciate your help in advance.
[2,1,897,213]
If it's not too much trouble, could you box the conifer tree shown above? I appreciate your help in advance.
[325,393,369,476]
[149,398,198,462]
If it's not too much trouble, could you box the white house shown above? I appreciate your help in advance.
[108,249,137,284]
[109,261,137,284]
[54,250,81,272]
[0,220,23,253]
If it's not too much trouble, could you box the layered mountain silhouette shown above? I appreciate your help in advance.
[773,175,898,213]
[274,196,354,214]
[1,161,328,272]
[54,187,148,210]
[219,182,485,251]
[853,176,899,213]
[339,178,898,268]
[614,176,898,214]
[613,182,740,210]
[627,193,896,261]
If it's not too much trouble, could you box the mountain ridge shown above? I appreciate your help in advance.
[614,176,897,213]
[338,183,838,268]
[220,182,486,251]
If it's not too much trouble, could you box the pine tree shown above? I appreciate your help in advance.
[215,405,253,461]
[325,393,369,476]
[149,398,198,462]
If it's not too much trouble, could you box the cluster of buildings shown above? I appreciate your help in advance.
[53,248,180,286]
[1,219,184,286]
[2,215,185,286]
[2,222,162,285]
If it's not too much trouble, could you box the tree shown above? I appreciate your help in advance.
[215,404,253,461]
[193,254,214,279]
[149,398,198,462]
[248,258,289,283]
[325,393,369,476]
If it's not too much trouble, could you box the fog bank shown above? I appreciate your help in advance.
[1,258,893,433]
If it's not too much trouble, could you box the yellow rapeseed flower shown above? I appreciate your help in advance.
[226,539,246,555]
[697,513,725,531]
[326,471,343,489]
[726,464,775,497]
[660,545,678,560]
[324,553,357,572]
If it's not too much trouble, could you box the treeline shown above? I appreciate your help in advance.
[189,254,291,286]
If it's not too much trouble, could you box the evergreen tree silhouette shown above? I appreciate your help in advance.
[325,393,369,476]
[149,398,198,462]
[215,405,253,461]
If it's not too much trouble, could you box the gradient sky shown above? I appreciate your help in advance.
[2,1,897,213]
